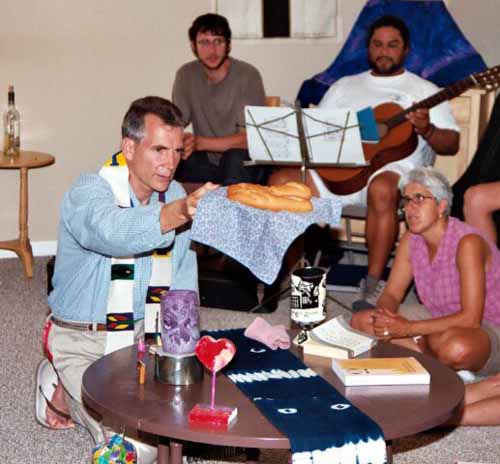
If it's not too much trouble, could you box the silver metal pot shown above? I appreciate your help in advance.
[154,349,203,385]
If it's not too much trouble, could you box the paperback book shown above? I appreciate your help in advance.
[331,357,431,386]
[298,315,377,359]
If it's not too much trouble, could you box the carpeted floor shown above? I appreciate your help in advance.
[1,257,499,463]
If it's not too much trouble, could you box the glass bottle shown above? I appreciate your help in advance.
[3,85,20,157]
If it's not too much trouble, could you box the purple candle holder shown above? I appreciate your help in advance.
[160,289,200,355]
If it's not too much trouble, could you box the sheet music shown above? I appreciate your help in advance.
[245,106,301,161]
[245,106,366,166]
[302,108,366,165]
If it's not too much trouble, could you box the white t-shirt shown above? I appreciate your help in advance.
[311,70,459,204]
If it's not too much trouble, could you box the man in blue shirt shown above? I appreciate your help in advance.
[42,96,216,462]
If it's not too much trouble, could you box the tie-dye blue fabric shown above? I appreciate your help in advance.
[210,328,386,464]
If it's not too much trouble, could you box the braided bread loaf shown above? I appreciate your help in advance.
[227,182,313,213]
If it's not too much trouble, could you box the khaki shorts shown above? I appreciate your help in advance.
[399,303,500,376]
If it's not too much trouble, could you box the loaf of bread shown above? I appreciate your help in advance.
[268,181,312,200]
[227,182,313,213]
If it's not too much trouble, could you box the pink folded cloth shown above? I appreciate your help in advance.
[244,317,291,350]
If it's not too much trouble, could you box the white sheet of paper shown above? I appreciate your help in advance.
[245,106,301,162]
[245,106,366,166]
[302,108,366,165]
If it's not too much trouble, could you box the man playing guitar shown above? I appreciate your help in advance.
[270,14,459,311]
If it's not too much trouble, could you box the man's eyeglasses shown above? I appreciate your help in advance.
[196,38,226,48]
[400,193,435,210]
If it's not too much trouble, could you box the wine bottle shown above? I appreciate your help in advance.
[3,85,20,157]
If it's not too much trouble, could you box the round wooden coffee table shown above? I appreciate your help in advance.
[82,342,464,464]
[0,150,55,278]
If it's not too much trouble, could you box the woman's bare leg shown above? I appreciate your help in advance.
[448,373,500,426]
[463,182,500,243]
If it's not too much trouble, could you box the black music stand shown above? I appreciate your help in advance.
[242,102,367,313]
[244,101,369,175]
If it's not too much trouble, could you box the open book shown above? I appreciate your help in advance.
[331,357,431,386]
[298,315,377,359]
[244,106,368,166]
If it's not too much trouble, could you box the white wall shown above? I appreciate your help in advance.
[0,0,498,242]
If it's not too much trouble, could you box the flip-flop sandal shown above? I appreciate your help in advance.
[35,359,74,429]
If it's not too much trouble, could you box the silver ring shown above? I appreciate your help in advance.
[383,329,389,336]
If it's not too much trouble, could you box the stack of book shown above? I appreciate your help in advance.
[297,315,431,387]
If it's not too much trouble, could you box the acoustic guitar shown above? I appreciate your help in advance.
[316,65,500,195]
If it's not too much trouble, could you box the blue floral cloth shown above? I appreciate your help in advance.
[298,0,487,107]
[190,188,342,284]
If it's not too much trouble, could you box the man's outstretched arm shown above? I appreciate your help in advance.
[159,182,219,233]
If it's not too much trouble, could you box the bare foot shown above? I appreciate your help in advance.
[46,381,75,429]
[465,372,500,404]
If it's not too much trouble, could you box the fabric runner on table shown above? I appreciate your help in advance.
[209,329,386,464]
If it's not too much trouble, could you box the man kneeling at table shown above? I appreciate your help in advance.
[44,96,217,462]
[351,167,500,380]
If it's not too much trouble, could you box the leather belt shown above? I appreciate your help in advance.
[51,316,107,332]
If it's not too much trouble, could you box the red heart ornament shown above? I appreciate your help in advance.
[195,336,236,373]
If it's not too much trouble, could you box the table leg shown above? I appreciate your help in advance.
[0,166,33,278]
[157,442,169,464]
[169,440,183,464]
[18,167,33,278]
[386,440,393,464]
[245,447,260,463]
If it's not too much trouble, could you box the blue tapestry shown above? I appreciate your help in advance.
[212,329,386,464]
[297,0,487,108]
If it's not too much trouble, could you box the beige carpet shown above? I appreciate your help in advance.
[2,257,499,463]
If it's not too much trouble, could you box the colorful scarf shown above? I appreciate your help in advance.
[99,151,172,354]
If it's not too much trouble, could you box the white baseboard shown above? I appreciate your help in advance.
[0,240,57,258]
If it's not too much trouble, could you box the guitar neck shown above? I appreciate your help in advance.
[386,75,475,129]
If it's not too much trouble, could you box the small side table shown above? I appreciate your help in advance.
[0,150,55,278]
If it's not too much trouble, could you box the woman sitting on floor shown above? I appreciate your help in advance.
[351,167,500,380]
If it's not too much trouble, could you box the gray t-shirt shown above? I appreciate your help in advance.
[172,57,266,138]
